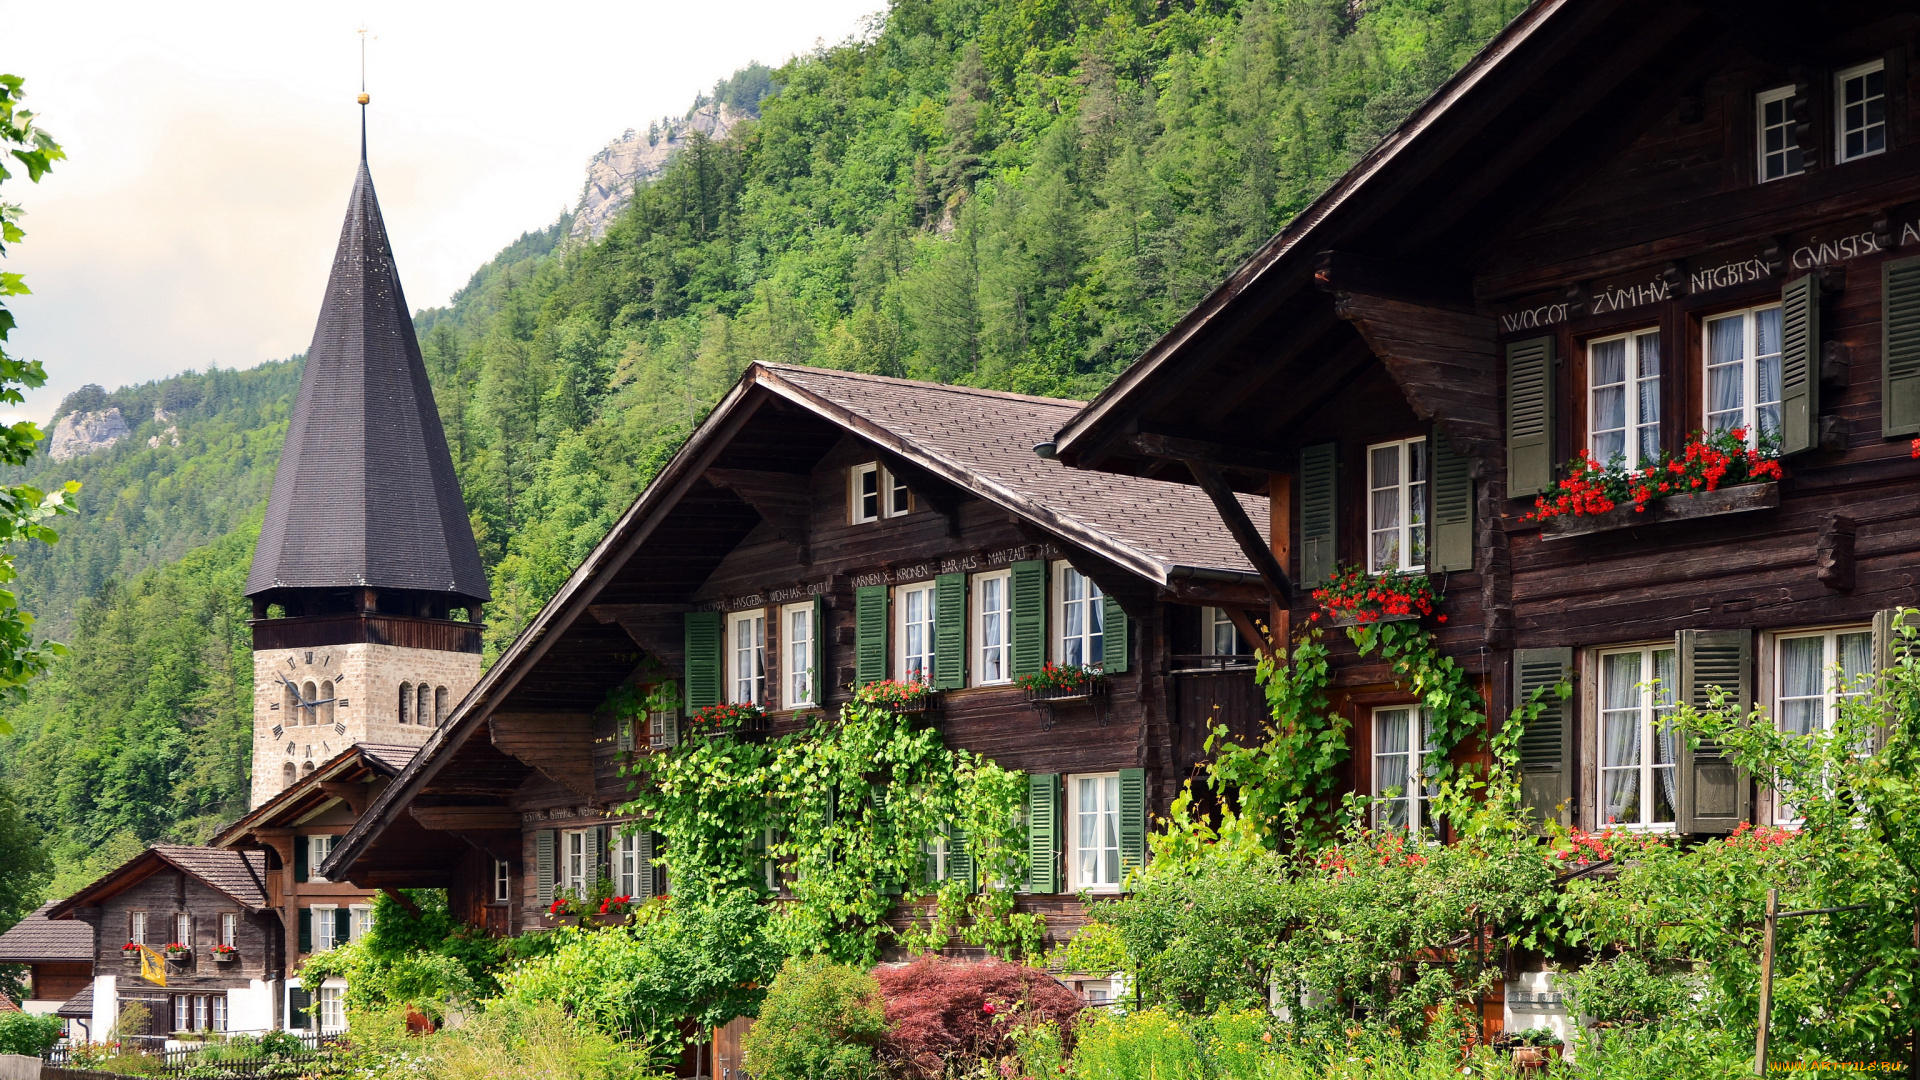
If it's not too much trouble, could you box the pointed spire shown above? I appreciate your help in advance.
[246,154,489,604]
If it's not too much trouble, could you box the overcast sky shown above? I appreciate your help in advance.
[0,0,880,424]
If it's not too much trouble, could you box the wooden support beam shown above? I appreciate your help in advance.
[588,604,691,666]
[1268,472,1294,653]
[409,806,523,832]
[488,712,598,798]
[316,782,370,817]
[1184,460,1293,608]
[1128,433,1294,482]
[1223,606,1276,663]
[1158,577,1271,609]
[381,887,423,918]
[703,468,814,563]
[1332,292,1501,462]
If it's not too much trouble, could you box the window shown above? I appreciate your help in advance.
[435,686,448,724]
[1371,706,1437,834]
[1588,329,1662,469]
[302,681,317,725]
[493,859,510,903]
[175,995,190,1033]
[312,905,337,952]
[220,913,236,948]
[317,986,345,1031]
[307,835,335,883]
[849,463,911,523]
[727,609,766,705]
[417,684,432,728]
[923,823,952,883]
[1070,773,1122,892]
[1775,628,1873,820]
[782,602,816,707]
[1367,438,1428,573]
[616,829,649,897]
[282,761,295,790]
[319,680,335,726]
[562,828,594,897]
[1056,564,1105,667]
[398,682,412,724]
[1203,607,1248,657]
[349,905,372,943]
[1705,305,1783,445]
[1836,60,1886,163]
[1599,646,1679,829]
[896,582,937,682]
[1757,85,1804,181]
[211,995,227,1033]
[974,571,1012,684]
[174,912,191,948]
[131,911,147,946]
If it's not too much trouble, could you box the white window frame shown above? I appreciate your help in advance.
[1835,59,1887,163]
[888,469,912,517]
[1704,304,1783,447]
[973,570,1012,685]
[1770,626,1875,823]
[895,581,937,683]
[174,912,191,948]
[727,609,766,705]
[307,835,335,883]
[220,912,236,948]
[616,829,648,898]
[781,601,816,707]
[1586,328,1662,470]
[1366,437,1428,574]
[1756,85,1804,182]
[1596,645,1680,831]
[923,822,951,883]
[349,904,372,943]
[131,911,146,946]
[1068,772,1122,893]
[316,985,346,1032]
[311,905,337,952]
[850,462,881,523]
[1054,562,1105,667]
[174,995,190,1033]
[211,994,227,1032]
[493,859,511,903]
[1370,706,1436,835]
[562,828,593,897]
[1202,607,1247,657]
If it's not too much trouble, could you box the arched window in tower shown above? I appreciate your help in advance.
[283,680,299,718]
[435,686,448,725]
[398,683,412,725]
[283,762,296,790]
[303,682,318,725]
[320,681,335,726]
[417,684,432,728]
[301,761,315,776]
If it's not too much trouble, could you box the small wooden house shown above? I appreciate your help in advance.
[0,903,94,1039]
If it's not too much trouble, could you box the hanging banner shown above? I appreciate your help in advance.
[139,944,167,987]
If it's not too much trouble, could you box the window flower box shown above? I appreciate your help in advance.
[1540,480,1778,538]
[1311,566,1441,626]
[687,701,771,741]
[854,679,937,714]
[163,943,190,961]
[1016,664,1105,704]
[121,943,142,962]
[209,945,238,962]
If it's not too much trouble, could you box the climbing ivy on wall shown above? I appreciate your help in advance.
[617,687,1036,965]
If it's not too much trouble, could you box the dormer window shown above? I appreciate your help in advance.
[1836,60,1886,163]
[849,462,911,524]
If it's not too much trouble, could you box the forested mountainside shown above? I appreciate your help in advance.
[0,0,1527,891]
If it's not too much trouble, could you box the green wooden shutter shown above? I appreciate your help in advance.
[1010,560,1047,677]
[535,830,556,906]
[294,837,309,884]
[1779,273,1821,455]
[1117,768,1146,880]
[1514,648,1573,832]
[1299,443,1338,586]
[683,612,723,710]
[1101,595,1130,673]
[616,713,635,753]
[811,595,826,701]
[855,585,888,686]
[585,826,602,889]
[1872,609,1913,753]
[1430,428,1473,572]
[635,830,656,899]
[1506,336,1556,496]
[334,908,351,948]
[948,825,974,893]
[1883,255,1920,436]
[297,908,312,954]
[1676,629,1753,834]
[288,987,311,1030]
[1024,773,1059,894]
[934,573,967,690]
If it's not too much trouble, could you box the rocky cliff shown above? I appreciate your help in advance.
[569,102,740,242]
[48,407,130,461]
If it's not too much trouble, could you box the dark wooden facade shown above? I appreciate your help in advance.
[326,366,1271,951]
[1054,0,1920,837]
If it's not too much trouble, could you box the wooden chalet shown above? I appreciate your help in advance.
[46,846,279,1044]
[212,742,418,1031]
[1049,0,1920,1032]
[0,902,94,1038]
[322,363,1273,960]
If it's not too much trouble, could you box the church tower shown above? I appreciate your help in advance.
[245,133,489,808]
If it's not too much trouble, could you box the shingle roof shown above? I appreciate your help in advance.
[358,743,420,774]
[56,984,93,1018]
[212,742,419,847]
[761,365,1266,579]
[48,846,271,918]
[246,153,487,602]
[0,902,93,964]
[0,994,19,1013]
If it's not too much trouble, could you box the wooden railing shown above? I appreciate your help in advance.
[251,613,483,653]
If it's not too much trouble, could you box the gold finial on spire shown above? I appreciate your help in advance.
[356,25,374,157]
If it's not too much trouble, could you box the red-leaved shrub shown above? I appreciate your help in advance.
[874,955,1083,1078]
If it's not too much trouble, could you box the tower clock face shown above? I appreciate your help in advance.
[268,650,349,737]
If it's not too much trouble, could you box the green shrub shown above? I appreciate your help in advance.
[741,955,888,1080]
[1070,1008,1205,1080]
[338,1002,658,1080]
[0,1010,62,1056]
